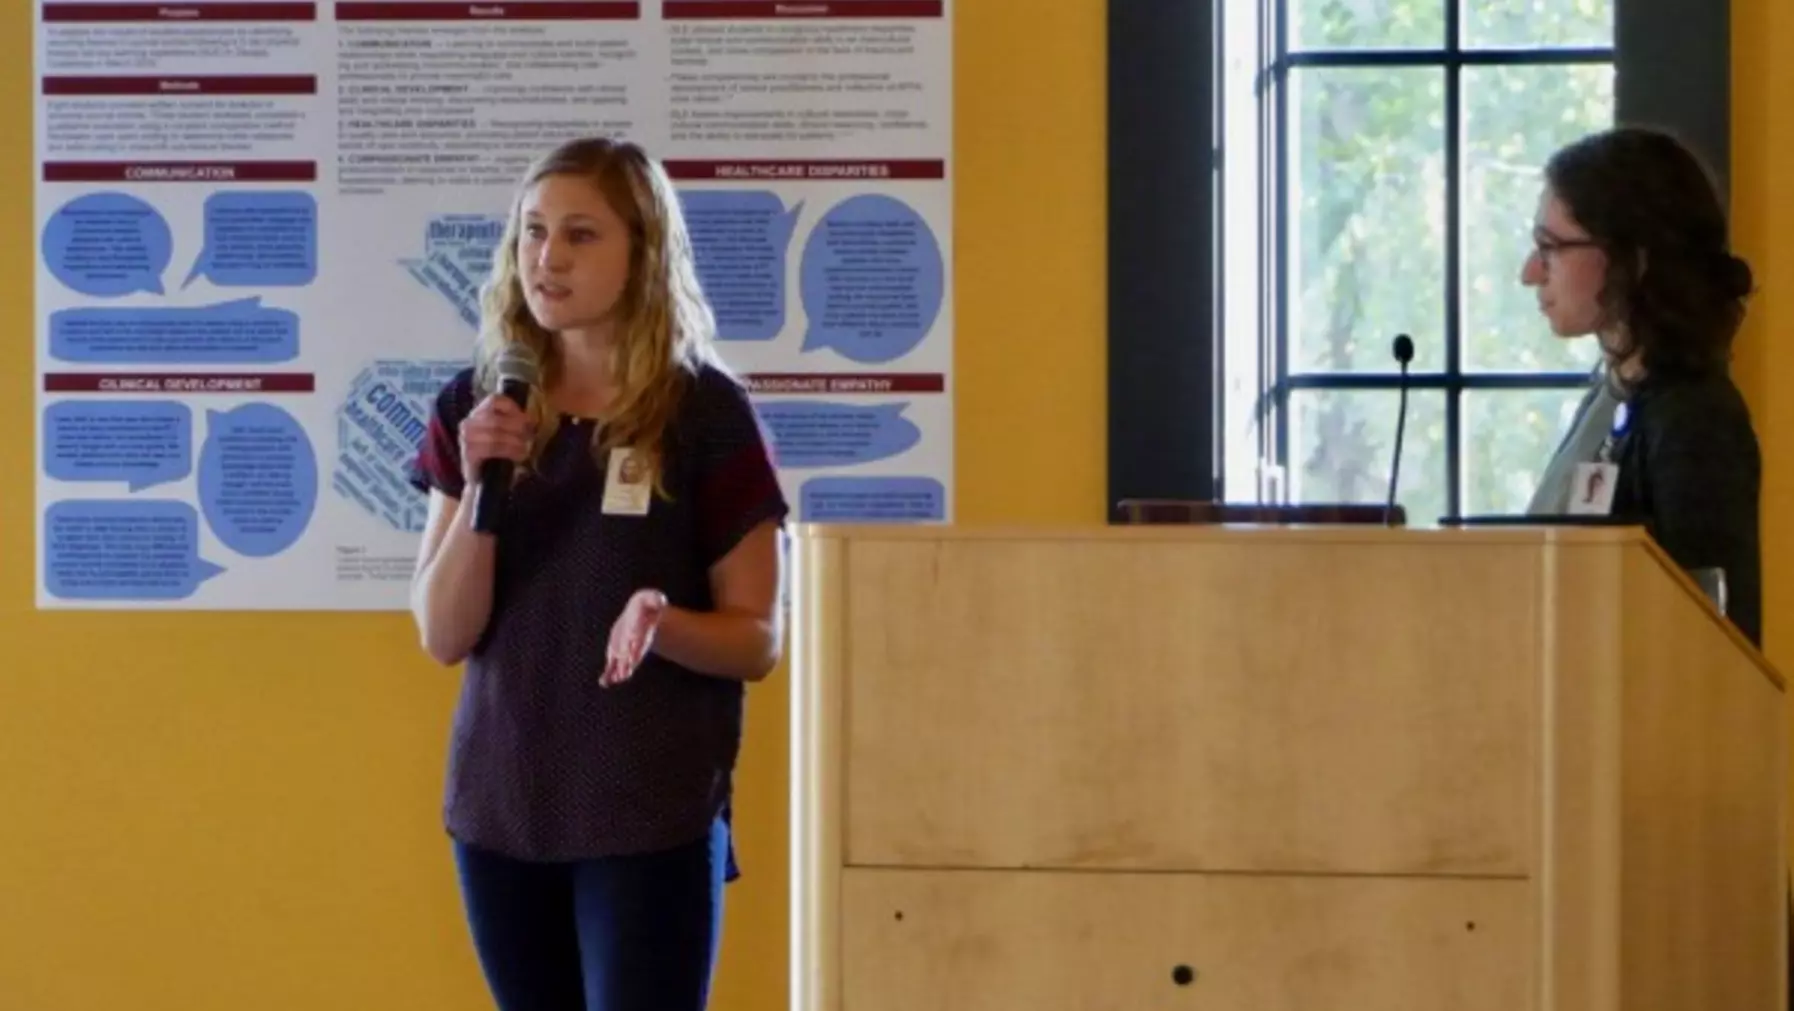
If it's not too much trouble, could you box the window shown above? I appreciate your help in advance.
[1218,0,1615,524]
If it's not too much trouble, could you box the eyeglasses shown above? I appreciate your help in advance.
[1531,233,1600,268]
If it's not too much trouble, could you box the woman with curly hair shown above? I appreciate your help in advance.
[1522,125,1762,648]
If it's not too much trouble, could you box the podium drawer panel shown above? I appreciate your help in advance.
[840,868,1530,1011]
[842,538,1535,875]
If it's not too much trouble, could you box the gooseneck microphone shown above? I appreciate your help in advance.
[471,342,541,535]
[1385,333,1414,526]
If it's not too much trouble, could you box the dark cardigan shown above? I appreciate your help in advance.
[1605,366,1763,647]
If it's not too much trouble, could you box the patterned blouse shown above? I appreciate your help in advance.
[409,359,789,873]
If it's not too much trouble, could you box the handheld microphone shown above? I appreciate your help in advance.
[471,342,541,535]
[1385,333,1414,526]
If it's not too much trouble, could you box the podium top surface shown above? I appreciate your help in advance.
[790,522,1781,688]
[789,521,1648,545]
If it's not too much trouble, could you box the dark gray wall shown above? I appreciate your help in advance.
[1106,1,1217,519]
[1616,0,1730,196]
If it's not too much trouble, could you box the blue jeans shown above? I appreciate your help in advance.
[452,817,729,1011]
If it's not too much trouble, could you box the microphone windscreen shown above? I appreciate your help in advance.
[1392,334,1415,364]
[494,341,541,388]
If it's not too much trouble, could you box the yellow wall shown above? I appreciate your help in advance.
[0,4,1106,1010]
[6,0,1789,1005]
[31,3,1785,1007]
[1732,0,1794,851]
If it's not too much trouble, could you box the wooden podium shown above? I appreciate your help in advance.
[788,523,1786,1010]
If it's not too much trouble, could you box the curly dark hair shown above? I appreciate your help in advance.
[1544,126,1753,378]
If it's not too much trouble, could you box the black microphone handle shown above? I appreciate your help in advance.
[1386,377,1408,525]
[1385,335,1413,525]
[469,377,534,535]
[497,376,533,410]
[470,457,514,534]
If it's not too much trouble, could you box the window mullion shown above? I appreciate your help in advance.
[1268,0,1289,496]
[1444,0,1463,519]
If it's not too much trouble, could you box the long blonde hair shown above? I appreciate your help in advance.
[474,137,724,495]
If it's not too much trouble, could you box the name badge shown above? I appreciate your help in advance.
[602,447,652,516]
[1569,462,1619,516]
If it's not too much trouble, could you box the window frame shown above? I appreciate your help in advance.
[1267,29,1614,523]
[1104,0,1733,520]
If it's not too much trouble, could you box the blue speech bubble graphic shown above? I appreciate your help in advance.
[755,400,921,468]
[49,297,300,365]
[44,499,227,601]
[198,403,318,557]
[681,190,803,342]
[41,192,174,297]
[800,476,945,523]
[183,191,318,289]
[799,194,944,364]
[43,400,193,492]
[334,359,469,533]
[402,213,505,331]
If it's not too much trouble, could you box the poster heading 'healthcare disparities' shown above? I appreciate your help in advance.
[33,1,953,610]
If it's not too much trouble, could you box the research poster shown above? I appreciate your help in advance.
[34,1,953,610]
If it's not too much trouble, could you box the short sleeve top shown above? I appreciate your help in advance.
[408,359,789,866]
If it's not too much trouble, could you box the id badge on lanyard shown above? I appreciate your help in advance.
[1572,401,1628,516]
